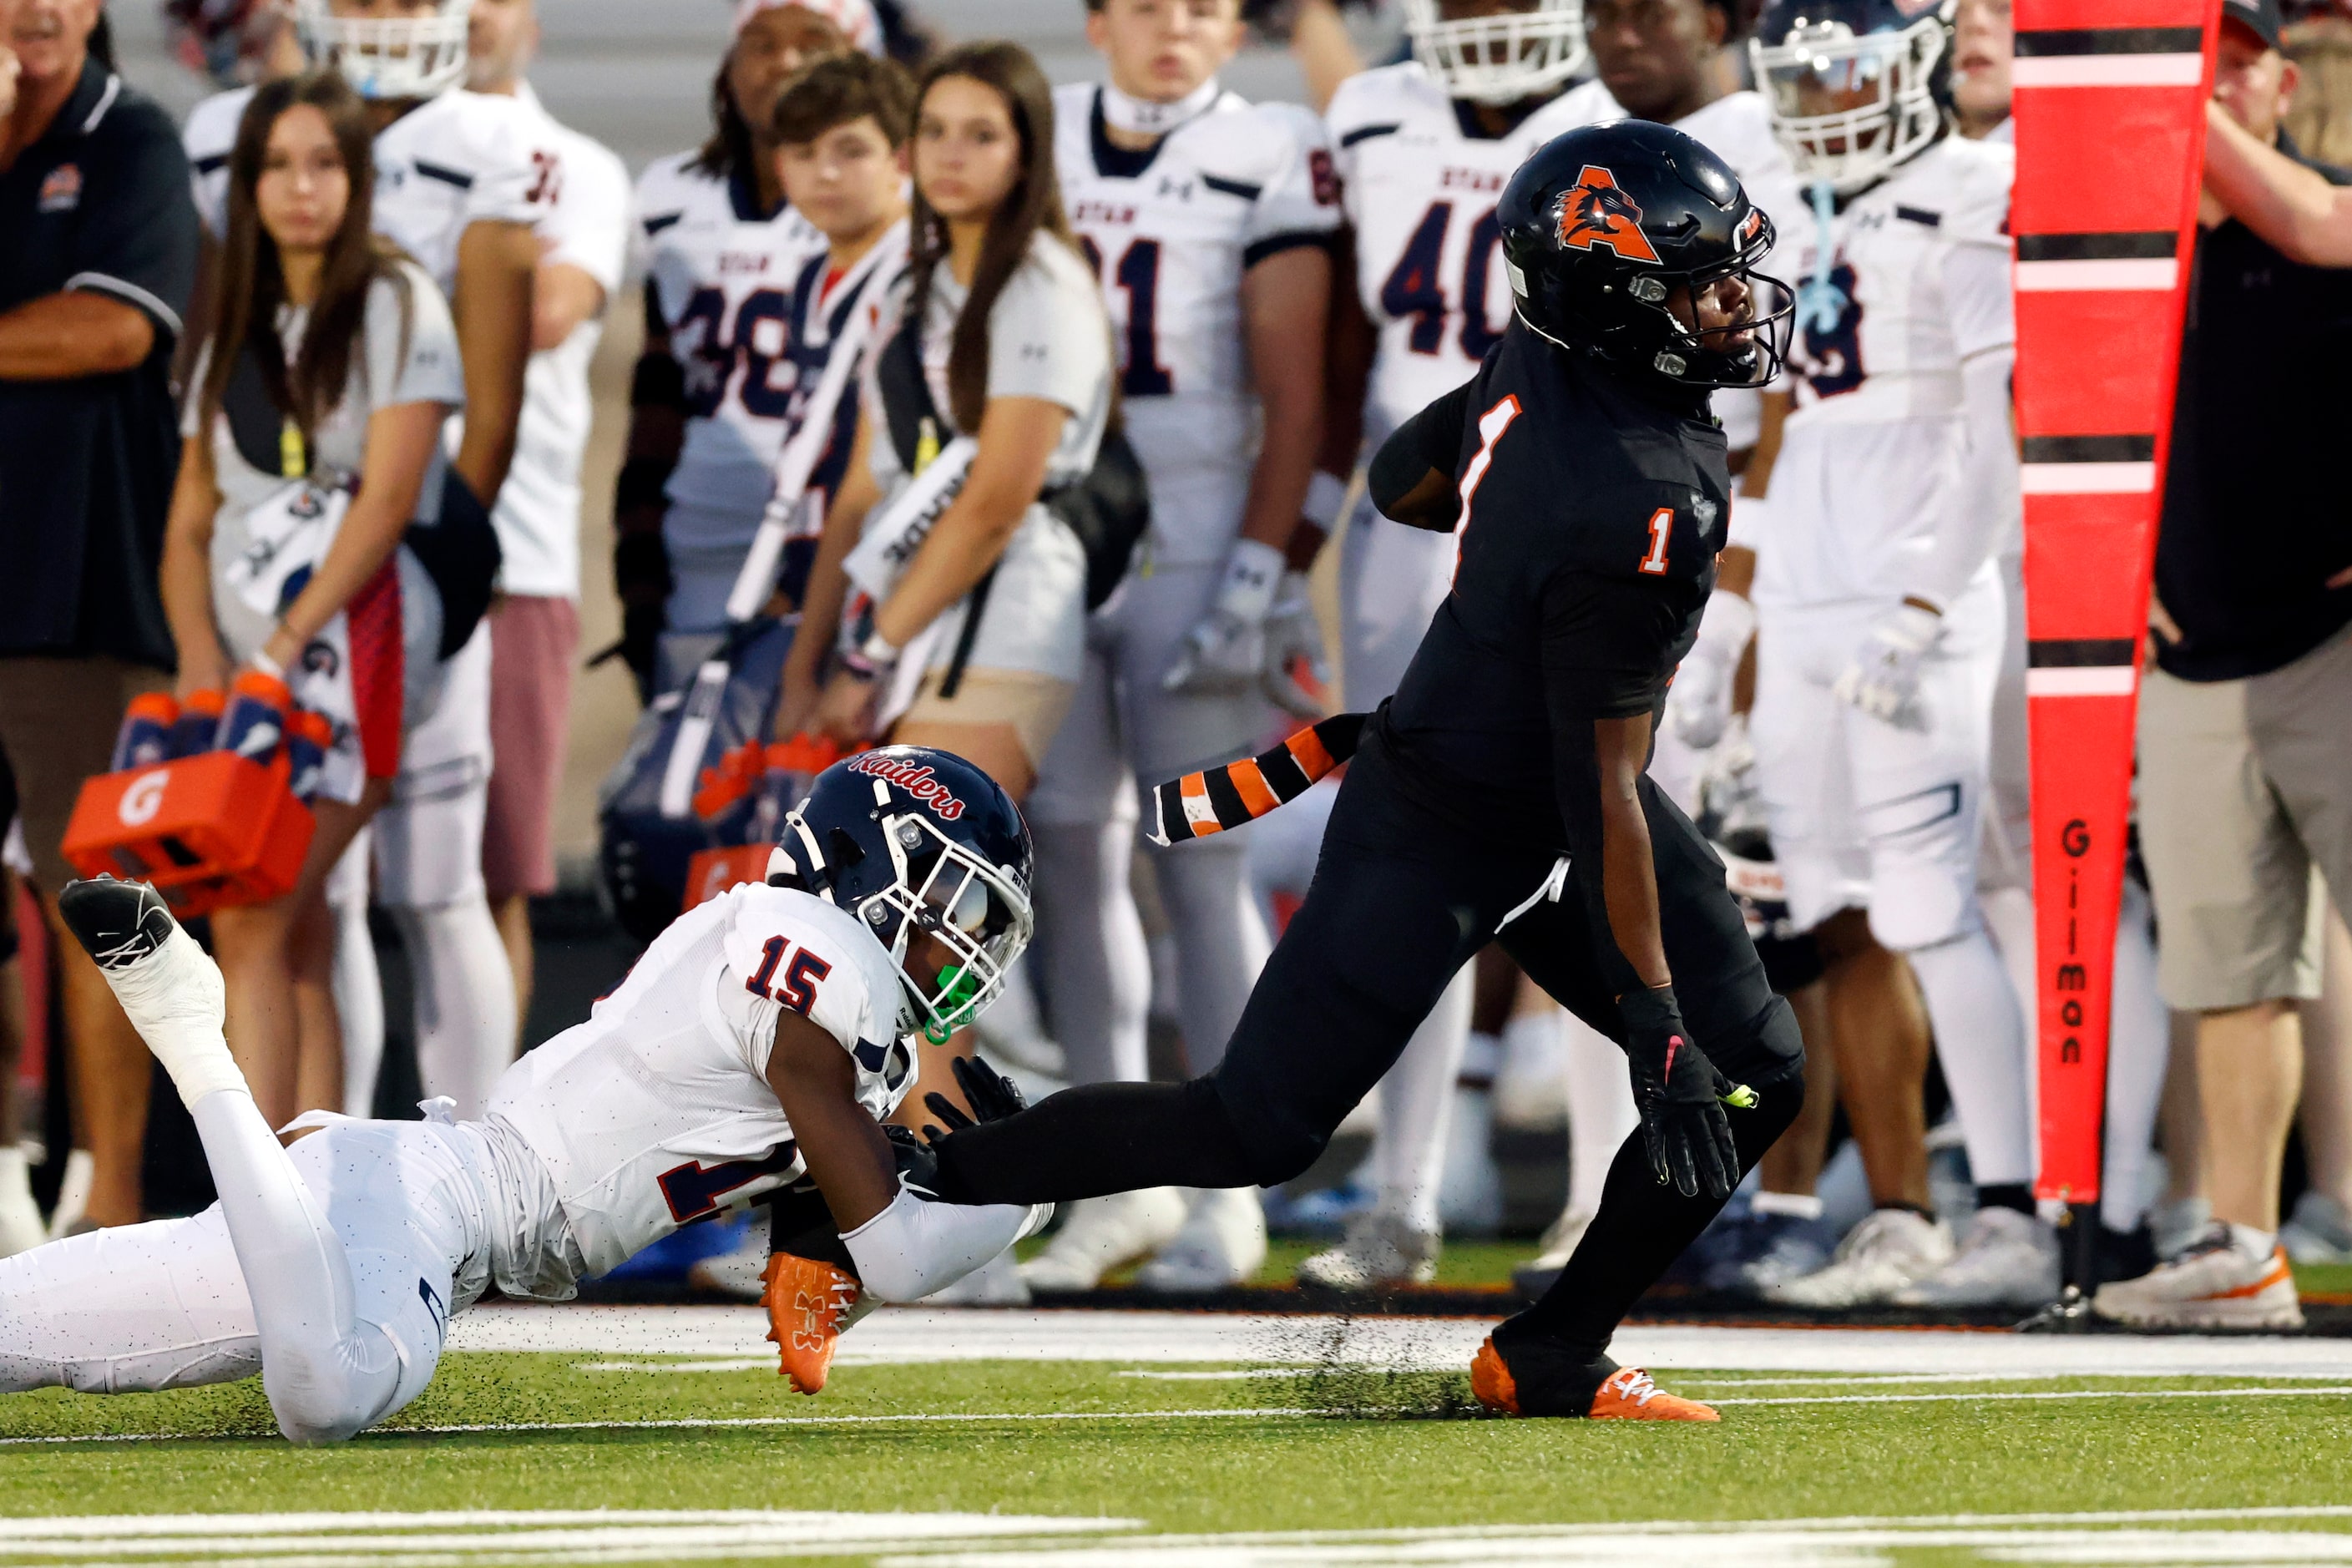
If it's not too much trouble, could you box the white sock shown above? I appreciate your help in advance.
[1030,819,1151,1085]
[1151,834,1272,1077]
[390,897,516,1120]
[2228,1222,2277,1260]
[188,1088,398,1443]
[1906,928,2036,1187]
[1980,885,2038,1057]
[2102,878,2169,1232]
[0,1147,43,1257]
[1373,967,1474,1235]
[330,841,384,1119]
[99,923,245,1110]
[1564,1010,1638,1219]
[1752,1189,1825,1221]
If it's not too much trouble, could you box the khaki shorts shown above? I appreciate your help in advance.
[2137,621,2352,1011]
[899,666,1078,772]
[0,656,172,895]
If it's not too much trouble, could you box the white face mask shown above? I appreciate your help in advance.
[295,0,472,100]
[1752,13,1950,196]
[1099,75,1222,137]
[1401,0,1589,107]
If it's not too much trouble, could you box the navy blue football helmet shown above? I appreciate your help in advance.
[766,746,1034,1045]
[1751,0,1958,196]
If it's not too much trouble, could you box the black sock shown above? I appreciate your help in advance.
[1506,1064,1804,1361]
[932,1077,1257,1206]
[1975,1183,2036,1217]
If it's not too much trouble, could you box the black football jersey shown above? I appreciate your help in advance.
[1374,317,1730,847]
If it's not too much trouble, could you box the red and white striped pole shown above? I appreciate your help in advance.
[2013,0,2219,1285]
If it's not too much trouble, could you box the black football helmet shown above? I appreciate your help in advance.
[1498,121,1791,392]
[766,746,1034,1045]
[1751,0,1957,196]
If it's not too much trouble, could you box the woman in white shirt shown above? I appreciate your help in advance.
[161,71,462,1126]
[789,40,1113,801]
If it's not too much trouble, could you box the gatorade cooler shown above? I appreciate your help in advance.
[62,751,316,917]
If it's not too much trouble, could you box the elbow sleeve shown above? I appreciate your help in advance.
[840,1187,1046,1304]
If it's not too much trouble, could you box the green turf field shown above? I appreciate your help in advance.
[6,1338,2352,1565]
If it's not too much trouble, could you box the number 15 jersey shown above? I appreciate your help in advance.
[488,882,913,1278]
[1326,63,1596,447]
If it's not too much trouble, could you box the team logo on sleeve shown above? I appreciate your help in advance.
[1554,167,1661,264]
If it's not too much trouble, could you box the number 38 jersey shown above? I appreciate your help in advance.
[488,882,913,1278]
[1052,84,1342,564]
[1763,135,2013,607]
[634,154,827,531]
[1326,63,1596,446]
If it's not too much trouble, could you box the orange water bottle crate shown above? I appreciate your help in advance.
[62,750,315,918]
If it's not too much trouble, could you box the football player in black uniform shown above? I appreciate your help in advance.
[928,120,1803,1421]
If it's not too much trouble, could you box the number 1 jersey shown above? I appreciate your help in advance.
[488,882,913,1277]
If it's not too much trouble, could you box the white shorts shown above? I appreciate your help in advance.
[0,1118,503,1410]
[1339,495,1456,710]
[921,505,1088,684]
[372,623,492,908]
[1750,573,2004,949]
[1026,563,1273,827]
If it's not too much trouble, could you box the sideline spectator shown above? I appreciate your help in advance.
[463,0,630,1027]
[164,72,467,1128]
[2095,0,2352,1331]
[0,0,199,1230]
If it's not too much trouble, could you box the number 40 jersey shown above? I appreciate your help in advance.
[488,881,913,1281]
[1326,63,1596,448]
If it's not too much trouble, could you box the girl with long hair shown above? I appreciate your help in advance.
[789,39,1114,802]
[161,69,463,1126]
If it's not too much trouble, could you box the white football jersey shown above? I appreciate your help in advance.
[1758,136,2014,607]
[1327,63,1596,444]
[493,87,632,599]
[635,152,828,531]
[1550,83,1807,450]
[185,86,557,296]
[488,882,915,1277]
[1053,83,1343,564]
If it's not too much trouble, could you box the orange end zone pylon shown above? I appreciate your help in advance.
[2014,0,2218,1285]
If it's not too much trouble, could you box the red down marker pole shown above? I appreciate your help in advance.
[2013,0,2218,1279]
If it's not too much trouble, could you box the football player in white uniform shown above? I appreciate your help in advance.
[1742,0,2053,1308]
[461,0,634,1039]
[0,749,1048,1441]
[1292,0,1589,1290]
[1014,0,1343,1295]
[182,0,559,1120]
[615,0,877,692]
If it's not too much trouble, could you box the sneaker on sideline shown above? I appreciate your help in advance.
[1296,1211,1440,1291]
[2092,1224,2304,1331]
[1892,1206,2061,1309]
[1761,1207,1954,1309]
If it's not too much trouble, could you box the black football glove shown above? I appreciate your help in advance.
[1620,984,1755,1201]
[921,1054,1026,1146]
[883,1122,941,1197]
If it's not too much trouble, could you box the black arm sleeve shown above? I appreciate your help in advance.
[1366,377,1474,526]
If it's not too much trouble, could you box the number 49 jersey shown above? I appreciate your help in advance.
[488,882,913,1278]
[1327,63,1598,445]
[1052,85,1341,564]
[635,154,827,528]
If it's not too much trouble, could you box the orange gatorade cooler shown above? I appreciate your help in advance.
[63,749,316,918]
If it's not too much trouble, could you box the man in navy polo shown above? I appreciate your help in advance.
[0,0,199,1242]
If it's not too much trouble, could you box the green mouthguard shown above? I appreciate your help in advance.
[923,964,984,1044]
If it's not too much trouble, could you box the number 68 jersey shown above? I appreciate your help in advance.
[488,882,914,1278]
[1327,63,1596,446]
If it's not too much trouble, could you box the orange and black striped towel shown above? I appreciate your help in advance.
[1146,713,1367,847]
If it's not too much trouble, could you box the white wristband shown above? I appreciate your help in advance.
[1214,538,1286,625]
[1302,470,1349,531]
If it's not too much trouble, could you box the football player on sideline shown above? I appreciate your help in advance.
[928,124,1807,1421]
[1018,0,1343,1295]
[1742,0,2052,1309]
[181,0,558,1119]
[1296,0,1596,1292]
[616,0,873,695]
[0,748,1048,1441]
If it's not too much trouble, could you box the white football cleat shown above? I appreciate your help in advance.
[2093,1226,2305,1331]
[1018,1188,1188,1292]
[1296,1211,1440,1290]
[1891,1206,2061,1309]
[57,878,243,1105]
[1134,1187,1267,1292]
[1762,1207,1953,1309]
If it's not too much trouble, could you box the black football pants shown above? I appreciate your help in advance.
[933,735,1805,1357]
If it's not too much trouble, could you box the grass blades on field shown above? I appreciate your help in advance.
[5,1353,2352,1539]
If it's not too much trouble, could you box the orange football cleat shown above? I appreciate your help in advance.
[761,1252,861,1395]
[1472,1336,1719,1421]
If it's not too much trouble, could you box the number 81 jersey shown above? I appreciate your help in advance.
[1328,63,1597,444]
[488,881,913,1279]
[635,154,827,525]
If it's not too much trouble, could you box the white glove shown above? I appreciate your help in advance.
[1163,539,1284,695]
[1260,571,1329,718]
[1666,588,1756,750]
[1832,602,1942,727]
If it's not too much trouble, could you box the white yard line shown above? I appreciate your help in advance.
[1710,1383,2352,1407]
